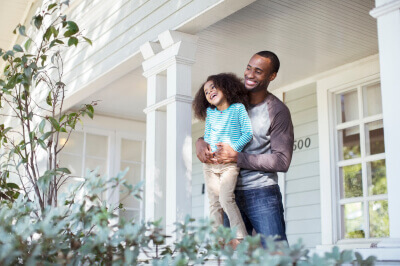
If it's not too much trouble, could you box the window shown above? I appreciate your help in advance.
[58,130,110,199]
[58,127,145,221]
[117,137,145,221]
[334,82,389,240]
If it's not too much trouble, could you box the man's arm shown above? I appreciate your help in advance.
[216,109,294,172]
[238,109,294,172]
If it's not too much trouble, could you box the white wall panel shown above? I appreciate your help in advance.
[286,219,321,234]
[61,0,223,105]
[191,121,206,220]
[287,233,321,248]
[286,204,321,221]
[284,83,321,247]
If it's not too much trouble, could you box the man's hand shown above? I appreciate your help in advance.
[196,138,214,163]
[215,143,238,164]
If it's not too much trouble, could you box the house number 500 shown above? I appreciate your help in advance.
[293,137,311,151]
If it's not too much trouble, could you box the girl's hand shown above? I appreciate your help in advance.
[215,143,238,164]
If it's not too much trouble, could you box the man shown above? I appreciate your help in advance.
[196,51,294,246]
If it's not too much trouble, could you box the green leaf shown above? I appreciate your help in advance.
[56,168,71,174]
[39,119,46,133]
[48,117,60,131]
[44,27,52,41]
[6,182,20,190]
[68,37,78,47]
[50,26,58,37]
[18,25,27,37]
[46,91,52,106]
[83,37,92,46]
[40,55,47,66]
[24,38,32,51]
[38,171,54,191]
[48,3,57,10]
[34,15,43,29]
[67,21,79,34]
[37,138,47,150]
[13,45,23,52]
[39,131,52,141]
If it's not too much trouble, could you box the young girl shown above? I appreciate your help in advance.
[192,73,253,248]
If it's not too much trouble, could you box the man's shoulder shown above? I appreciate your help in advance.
[267,93,291,114]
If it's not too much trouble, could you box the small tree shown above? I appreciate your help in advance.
[0,0,94,210]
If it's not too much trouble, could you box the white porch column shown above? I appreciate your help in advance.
[143,73,167,227]
[141,31,198,239]
[370,0,400,247]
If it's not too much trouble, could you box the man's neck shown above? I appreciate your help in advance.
[249,90,269,105]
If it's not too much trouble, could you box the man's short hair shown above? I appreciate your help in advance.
[256,51,280,74]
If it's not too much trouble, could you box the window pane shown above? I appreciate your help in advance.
[342,202,365,239]
[367,159,387,195]
[369,200,389,238]
[119,209,140,222]
[121,139,142,162]
[86,134,108,157]
[365,120,385,155]
[58,178,82,199]
[363,83,382,117]
[85,158,107,177]
[336,90,359,124]
[340,164,362,198]
[58,153,82,176]
[59,132,84,155]
[120,162,142,209]
[338,126,361,160]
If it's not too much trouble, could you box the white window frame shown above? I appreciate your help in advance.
[318,72,384,247]
[333,82,387,243]
[115,131,146,221]
[58,125,115,205]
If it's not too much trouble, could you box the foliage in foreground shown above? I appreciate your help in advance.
[0,169,376,265]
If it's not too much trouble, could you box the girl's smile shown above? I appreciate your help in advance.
[203,81,229,111]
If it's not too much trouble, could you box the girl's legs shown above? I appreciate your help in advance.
[219,163,247,240]
[203,164,223,229]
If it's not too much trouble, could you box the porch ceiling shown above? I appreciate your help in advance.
[65,0,379,121]
[193,0,378,91]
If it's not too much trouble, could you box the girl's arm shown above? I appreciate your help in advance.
[230,104,253,152]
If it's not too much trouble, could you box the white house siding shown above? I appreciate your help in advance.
[191,122,206,220]
[284,83,321,248]
[59,0,223,105]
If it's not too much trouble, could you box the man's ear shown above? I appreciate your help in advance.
[269,72,277,81]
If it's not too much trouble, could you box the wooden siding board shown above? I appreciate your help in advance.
[286,162,320,180]
[286,93,317,113]
[64,0,187,80]
[286,175,320,194]
[62,0,221,97]
[290,148,319,166]
[286,190,320,207]
[293,122,318,139]
[287,233,321,248]
[286,218,321,234]
[286,204,321,221]
[291,107,318,127]
[284,84,321,247]
[284,84,316,102]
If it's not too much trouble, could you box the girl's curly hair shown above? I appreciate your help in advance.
[192,73,249,121]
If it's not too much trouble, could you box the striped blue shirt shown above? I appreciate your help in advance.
[204,103,253,152]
